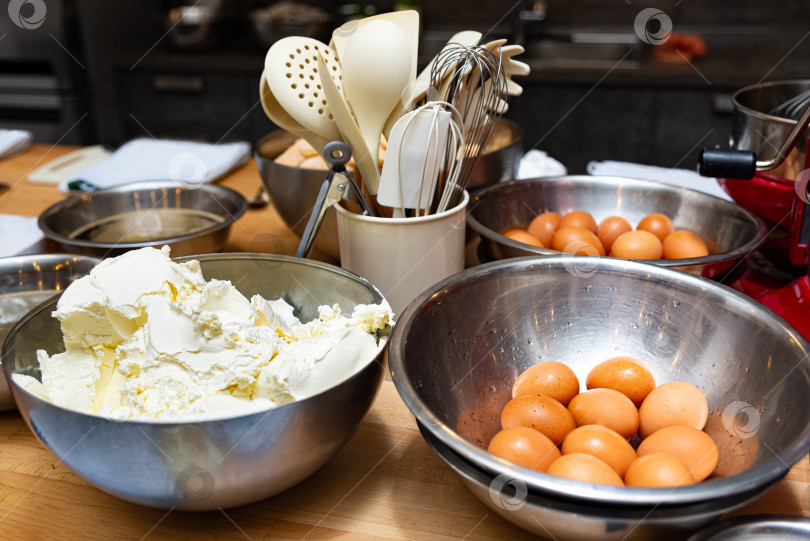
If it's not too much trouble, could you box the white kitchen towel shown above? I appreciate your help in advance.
[517,149,567,179]
[0,214,44,257]
[62,139,251,192]
[587,160,733,201]
[0,129,33,160]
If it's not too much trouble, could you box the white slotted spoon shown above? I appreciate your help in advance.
[259,71,331,154]
[264,37,343,143]
[340,19,411,177]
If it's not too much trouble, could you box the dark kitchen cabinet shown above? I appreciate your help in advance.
[507,84,734,173]
[116,72,254,143]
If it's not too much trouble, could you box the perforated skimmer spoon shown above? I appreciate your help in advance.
[264,37,343,143]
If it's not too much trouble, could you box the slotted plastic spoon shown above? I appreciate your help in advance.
[340,19,411,180]
[317,51,381,194]
[259,71,331,154]
[264,37,343,143]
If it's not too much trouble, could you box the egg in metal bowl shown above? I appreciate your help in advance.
[466,176,768,281]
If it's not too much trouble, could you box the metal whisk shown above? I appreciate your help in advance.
[426,44,508,212]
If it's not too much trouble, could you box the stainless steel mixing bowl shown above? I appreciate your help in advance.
[389,256,810,540]
[38,181,248,258]
[256,119,523,261]
[3,253,388,510]
[0,254,99,411]
[419,425,777,541]
[467,176,768,282]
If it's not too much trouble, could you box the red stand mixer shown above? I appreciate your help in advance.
[699,80,810,338]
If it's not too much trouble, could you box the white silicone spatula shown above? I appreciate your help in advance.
[377,107,451,216]
[340,20,411,178]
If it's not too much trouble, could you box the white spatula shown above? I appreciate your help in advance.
[377,107,452,216]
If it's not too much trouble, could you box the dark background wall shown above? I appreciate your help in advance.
[2,0,807,173]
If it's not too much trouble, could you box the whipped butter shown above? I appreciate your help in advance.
[13,247,392,420]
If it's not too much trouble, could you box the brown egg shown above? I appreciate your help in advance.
[567,388,640,440]
[662,230,709,259]
[561,425,637,477]
[503,228,544,248]
[637,213,675,242]
[637,425,718,482]
[547,453,624,486]
[558,210,597,233]
[609,230,663,260]
[528,212,561,247]
[586,356,656,407]
[501,395,576,445]
[512,361,580,406]
[488,426,561,472]
[625,452,695,487]
[597,216,632,252]
[551,227,606,256]
[638,381,709,439]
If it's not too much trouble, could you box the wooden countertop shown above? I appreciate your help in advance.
[0,146,808,540]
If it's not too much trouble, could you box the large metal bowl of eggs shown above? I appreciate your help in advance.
[389,255,810,540]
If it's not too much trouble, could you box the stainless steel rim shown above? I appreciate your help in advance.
[388,255,810,506]
[731,79,810,125]
[3,252,389,426]
[466,176,769,268]
[37,181,248,250]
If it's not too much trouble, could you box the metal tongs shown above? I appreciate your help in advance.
[295,142,376,258]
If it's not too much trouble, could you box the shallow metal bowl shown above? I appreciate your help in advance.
[255,120,523,261]
[0,254,99,411]
[38,181,248,258]
[3,253,387,510]
[389,256,810,540]
[467,176,768,281]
